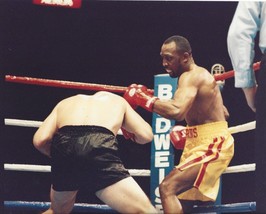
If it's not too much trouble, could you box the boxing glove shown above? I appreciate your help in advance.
[123,84,159,112]
[121,128,136,142]
[170,125,186,150]
[123,84,139,109]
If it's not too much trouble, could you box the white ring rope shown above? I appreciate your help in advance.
[4,164,151,176]
[223,163,255,174]
[228,121,256,134]
[5,118,256,136]
[4,163,255,175]
[4,118,123,135]
[5,118,42,128]
[4,119,256,175]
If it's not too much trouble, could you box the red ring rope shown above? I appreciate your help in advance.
[5,75,154,94]
[5,61,261,93]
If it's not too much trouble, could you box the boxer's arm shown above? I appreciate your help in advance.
[33,105,58,157]
[124,74,197,121]
[153,74,197,121]
[121,127,136,142]
[122,100,153,144]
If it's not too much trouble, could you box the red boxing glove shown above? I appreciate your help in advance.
[170,125,186,150]
[121,128,136,142]
[123,84,159,112]
[123,84,138,109]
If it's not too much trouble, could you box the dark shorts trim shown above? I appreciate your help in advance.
[57,125,115,136]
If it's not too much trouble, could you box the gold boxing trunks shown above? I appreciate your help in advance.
[177,121,234,201]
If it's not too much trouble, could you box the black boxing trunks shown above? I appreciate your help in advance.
[50,125,130,192]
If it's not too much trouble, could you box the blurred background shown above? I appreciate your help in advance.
[0,1,258,213]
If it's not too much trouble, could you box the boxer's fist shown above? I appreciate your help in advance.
[170,125,186,150]
[121,128,136,142]
[123,84,159,112]
[123,84,138,109]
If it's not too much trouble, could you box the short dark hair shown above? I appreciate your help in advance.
[163,35,192,54]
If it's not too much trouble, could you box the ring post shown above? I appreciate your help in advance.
[150,74,177,212]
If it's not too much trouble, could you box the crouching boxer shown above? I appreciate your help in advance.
[123,35,234,213]
[33,91,158,214]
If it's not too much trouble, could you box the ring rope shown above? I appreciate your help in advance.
[5,118,256,135]
[4,164,151,176]
[4,163,255,174]
[4,201,115,213]
[4,118,123,135]
[193,201,256,213]
[5,119,256,174]
[5,62,260,95]
[5,118,42,128]
[5,75,154,94]
[223,163,255,174]
[228,121,256,134]
[4,200,256,213]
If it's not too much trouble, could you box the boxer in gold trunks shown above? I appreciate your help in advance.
[33,91,158,214]
[123,35,234,213]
